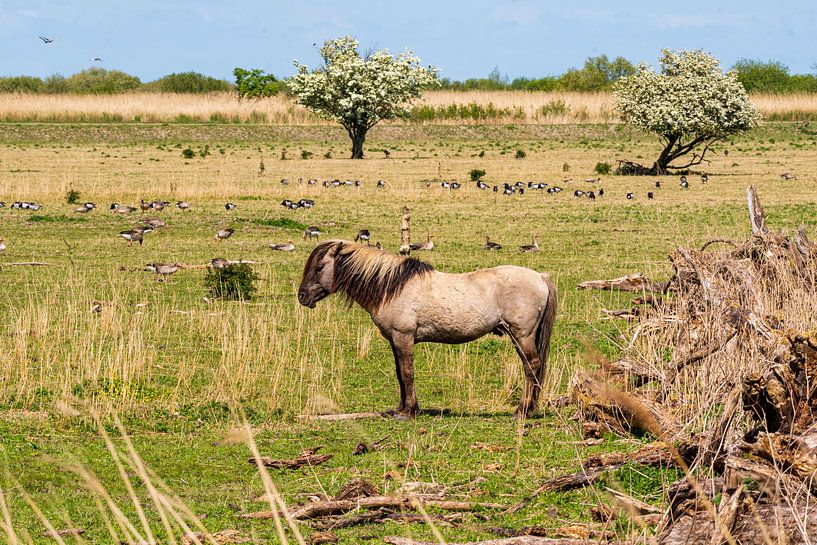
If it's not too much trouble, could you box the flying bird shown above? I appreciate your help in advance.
[39,36,54,44]
[92,57,103,62]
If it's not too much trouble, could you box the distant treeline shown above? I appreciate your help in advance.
[1,57,815,94]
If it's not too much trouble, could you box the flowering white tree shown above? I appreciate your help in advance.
[289,36,439,159]
[614,50,761,174]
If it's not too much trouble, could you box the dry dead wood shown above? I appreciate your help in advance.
[399,206,411,255]
[384,537,610,545]
[249,446,333,470]
[310,510,464,530]
[297,412,384,421]
[578,273,666,293]
[238,496,505,520]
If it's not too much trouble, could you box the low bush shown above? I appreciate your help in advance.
[204,263,258,301]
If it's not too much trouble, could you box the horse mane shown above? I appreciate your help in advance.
[304,241,434,311]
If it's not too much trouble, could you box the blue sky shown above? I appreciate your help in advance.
[2,0,815,81]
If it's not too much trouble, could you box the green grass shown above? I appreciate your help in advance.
[0,122,815,543]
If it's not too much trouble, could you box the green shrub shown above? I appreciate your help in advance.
[0,76,44,93]
[181,148,195,159]
[66,188,80,204]
[539,99,569,117]
[149,72,232,93]
[205,263,258,301]
[515,149,526,159]
[301,150,313,159]
[469,169,486,181]
[64,68,141,94]
[233,68,282,100]
[594,162,611,175]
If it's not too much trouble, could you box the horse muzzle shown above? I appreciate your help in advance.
[297,290,319,308]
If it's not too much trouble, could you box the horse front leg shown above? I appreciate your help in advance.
[389,334,420,420]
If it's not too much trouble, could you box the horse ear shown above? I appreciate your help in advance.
[327,241,343,257]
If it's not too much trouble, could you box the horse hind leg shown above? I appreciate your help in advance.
[511,335,542,419]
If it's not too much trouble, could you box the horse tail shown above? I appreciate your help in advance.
[535,274,557,384]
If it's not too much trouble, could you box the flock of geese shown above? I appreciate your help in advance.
[0,170,798,273]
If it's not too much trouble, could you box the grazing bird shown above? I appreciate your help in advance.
[440,181,451,189]
[150,201,167,211]
[377,180,386,188]
[781,172,797,181]
[573,190,585,197]
[110,203,136,214]
[280,178,289,185]
[410,234,434,252]
[626,192,635,200]
[493,186,498,192]
[210,257,229,270]
[355,229,371,244]
[680,179,689,189]
[75,203,95,213]
[520,233,539,253]
[298,199,314,208]
[215,228,234,241]
[584,177,600,183]
[451,181,461,190]
[225,202,236,210]
[655,181,661,188]
[648,192,654,199]
[140,217,166,229]
[587,191,596,200]
[483,236,502,251]
[701,174,709,184]
[304,226,322,241]
[0,236,6,253]
[476,180,489,190]
[270,239,296,251]
[140,199,152,211]
[176,201,190,211]
[119,229,144,247]
[0,202,5,208]
[679,175,687,184]
[39,36,54,43]
[146,262,184,282]
[598,188,604,197]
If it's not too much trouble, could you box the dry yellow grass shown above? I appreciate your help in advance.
[0,90,814,124]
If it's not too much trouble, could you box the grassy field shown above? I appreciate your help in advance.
[1,90,816,124]
[0,121,816,543]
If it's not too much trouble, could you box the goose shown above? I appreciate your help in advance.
[377,180,386,188]
[680,179,689,189]
[502,184,514,196]
[28,203,42,211]
[225,202,236,210]
[39,36,54,44]
[573,190,585,197]
[270,239,296,251]
[483,236,502,251]
[215,228,234,241]
[119,229,144,247]
[584,177,601,184]
[701,174,709,184]
[176,201,190,210]
[527,182,537,189]
[0,202,5,208]
[587,191,596,200]
[280,178,289,185]
[648,192,654,200]
[476,180,489,190]
[0,237,5,253]
[655,181,661,189]
[210,257,229,270]
[133,226,154,235]
[110,203,137,214]
[410,234,434,251]
[514,181,525,189]
[451,181,461,190]
[140,199,152,211]
[11,202,22,209]
[519,233,539,253]
[152,201,169,211]
[781,172,797,181]
[440,181,451,189]
[140,217,166,229]
[281,199,293,208]
[375,241,383,250]
[679,175,687,184]
[146,262,184,282]
[75,203,94,213]
[492,185,498,192]
[354,180,361,187]
[304,226,322,240]
[83,202,96,209]
[354,229,371,244]
[626,192,635,200]
[307,178,318,185]
[598,188,604,197]
[298,199,314,208]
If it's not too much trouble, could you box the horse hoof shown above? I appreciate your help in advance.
[392,411,415,421]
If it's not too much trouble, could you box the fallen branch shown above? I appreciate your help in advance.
[311,510,464,530]
[578,273,665,293]
[297,412,385,421]
[1,261,50,266]
[249,446,333,470]
[238,496,505,520]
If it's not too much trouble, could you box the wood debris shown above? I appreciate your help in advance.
[249,445,333,470]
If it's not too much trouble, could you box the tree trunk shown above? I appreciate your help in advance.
[651,135,678,175]
[350,128,367,159]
